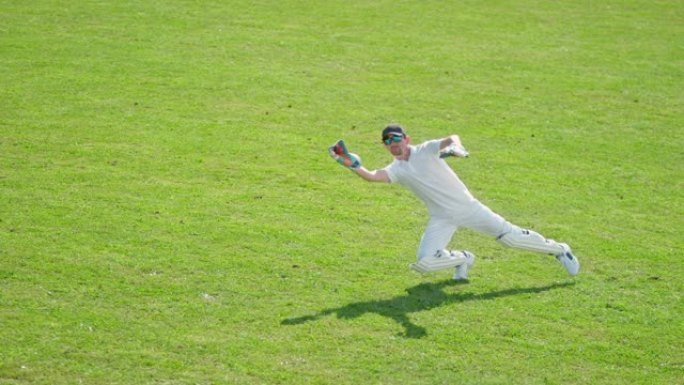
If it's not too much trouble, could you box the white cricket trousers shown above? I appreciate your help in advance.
[416,202,565,260]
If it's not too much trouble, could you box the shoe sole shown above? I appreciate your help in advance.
[557,253,579,276]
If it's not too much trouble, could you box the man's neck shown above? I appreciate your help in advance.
[395,147,411,161]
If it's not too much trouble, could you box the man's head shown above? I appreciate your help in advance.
[381,124,406,140]
[381,124,410,158]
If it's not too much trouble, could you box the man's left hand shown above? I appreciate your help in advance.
[439,144,469,158]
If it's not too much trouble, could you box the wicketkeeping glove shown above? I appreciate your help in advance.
[329,139,362,170]
[439,144,469,159]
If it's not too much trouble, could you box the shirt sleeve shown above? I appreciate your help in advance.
[383,163,397,184]
[424,139,442,155]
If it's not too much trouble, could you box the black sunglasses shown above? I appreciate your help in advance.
[382,134,404,145]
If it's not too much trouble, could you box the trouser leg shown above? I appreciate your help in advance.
[463,202,565,255]
[416,217,458,260]
[497,226,565,255]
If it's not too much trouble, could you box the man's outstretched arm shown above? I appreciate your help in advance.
[352,167,390,183]
[329,139,390,183]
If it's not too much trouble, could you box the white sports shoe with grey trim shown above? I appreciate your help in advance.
[453,251,476,281]
[557,243,580,276]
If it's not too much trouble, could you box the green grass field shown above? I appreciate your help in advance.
[1,1,683,384]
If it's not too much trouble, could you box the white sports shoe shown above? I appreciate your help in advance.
[557,243,580,276]
[453,251,475,281]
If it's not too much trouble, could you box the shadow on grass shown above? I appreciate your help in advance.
[281,280,575,338]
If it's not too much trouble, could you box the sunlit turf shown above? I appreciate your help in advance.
[1,1,682,384]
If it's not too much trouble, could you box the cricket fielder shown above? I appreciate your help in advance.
[328,124,580,280]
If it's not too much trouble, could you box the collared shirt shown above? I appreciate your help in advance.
[384,139,478,217]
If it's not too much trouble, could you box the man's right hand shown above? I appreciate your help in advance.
[329,139,362,169]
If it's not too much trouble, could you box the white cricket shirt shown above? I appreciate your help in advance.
[384,140,479,217]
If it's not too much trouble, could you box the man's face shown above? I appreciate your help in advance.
[383,133,408,157]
